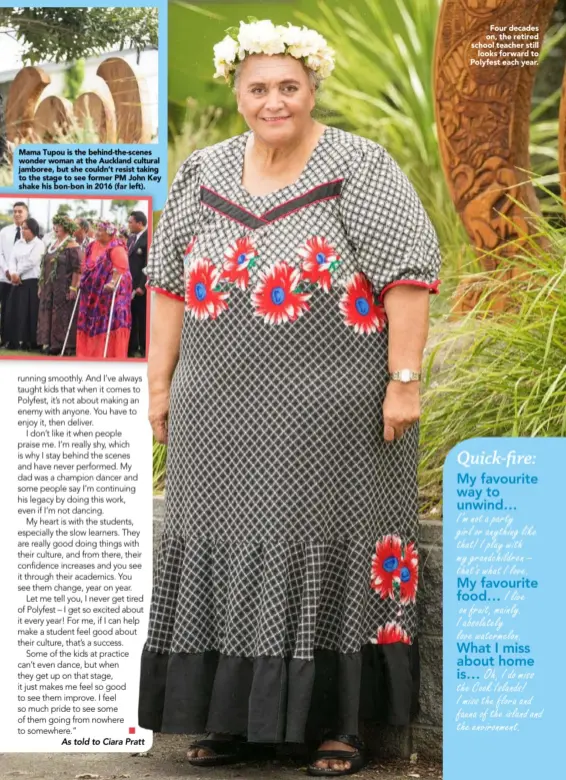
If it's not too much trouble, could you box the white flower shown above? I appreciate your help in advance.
[211,19,335,82]
[213,61,231,81]
[307,48,335,79]
[238,19,285,56]
[213,35,238,66]
[287,26,328,59]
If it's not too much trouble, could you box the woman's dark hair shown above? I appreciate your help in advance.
[23,218,40,238]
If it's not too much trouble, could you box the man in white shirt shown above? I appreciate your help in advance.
[0,201,29,346]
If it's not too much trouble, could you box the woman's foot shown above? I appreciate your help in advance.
[187,733,242,762]
[312,739,357,772]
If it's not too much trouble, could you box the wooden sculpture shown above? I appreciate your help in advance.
[558,65,566,203]
[4,56,152,145]
[434,0,556,313]
[33,95,73,141]
[5,66,51,142]
[96,58,151,144]
[74,78,117,144]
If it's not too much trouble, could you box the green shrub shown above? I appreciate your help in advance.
[420,198,566,511]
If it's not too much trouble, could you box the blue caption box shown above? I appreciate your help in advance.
[443,438,564,780]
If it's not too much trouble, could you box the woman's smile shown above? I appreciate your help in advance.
[261,116,291,123]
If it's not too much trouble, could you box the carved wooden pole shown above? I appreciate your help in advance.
[558,65,566,203]
[434,0,556,313]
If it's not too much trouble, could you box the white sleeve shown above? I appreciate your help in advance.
[17,241,44,275]
[8,243,17,275]
[0,231,8,276]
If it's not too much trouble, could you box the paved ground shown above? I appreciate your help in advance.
[0,734,441,779]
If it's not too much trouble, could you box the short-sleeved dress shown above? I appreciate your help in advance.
[138,126,441,743]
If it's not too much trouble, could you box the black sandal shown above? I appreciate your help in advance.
[307,733,367,776]
[187,734,246,767]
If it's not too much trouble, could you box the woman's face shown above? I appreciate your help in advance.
[96,228,110,244]
[236,54,315,145]
[53,223,65,238]
[21,222,34,241]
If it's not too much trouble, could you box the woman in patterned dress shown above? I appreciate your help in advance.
[139,20,441,777]
[75,221,132,358]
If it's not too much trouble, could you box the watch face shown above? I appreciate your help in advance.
[401,368,411,382]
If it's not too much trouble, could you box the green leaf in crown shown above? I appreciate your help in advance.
[225,26,239,39]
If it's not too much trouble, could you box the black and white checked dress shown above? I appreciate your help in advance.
[138,126,441,742]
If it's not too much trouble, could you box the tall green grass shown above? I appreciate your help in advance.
[420,198,566,510]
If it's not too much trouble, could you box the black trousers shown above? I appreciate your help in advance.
[0,282,12,343]
[5,278,39,346]
[129,292,147,356]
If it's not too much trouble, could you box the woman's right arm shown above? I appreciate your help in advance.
[147,293,184,444]
[145,150,202,444]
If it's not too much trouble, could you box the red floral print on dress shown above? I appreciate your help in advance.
[339,273,387,335]
[185,257,229,320]
[370,535,402,599]
[221,235,258,290]
[399,541,418,604]
[374,622,411,645]
[184,235,197,257]
[298,236,340,292]
[251,261,311,325]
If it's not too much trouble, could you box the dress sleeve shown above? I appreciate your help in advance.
[146,149,202,301]
[109,245,129,274]
[66,247,82,274]
[339,143,441,302]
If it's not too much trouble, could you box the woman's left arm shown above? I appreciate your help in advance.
[382,286,430,443]
[104,245,129,290]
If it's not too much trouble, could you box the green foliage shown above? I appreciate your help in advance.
[153,439,167,494]
[296,0,466,275]
[419,197,566,510]
[110,199,139,223]
[63,59,85,102]
[0,7,158,64]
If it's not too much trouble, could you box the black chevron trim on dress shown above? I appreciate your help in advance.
[200,179,344,229]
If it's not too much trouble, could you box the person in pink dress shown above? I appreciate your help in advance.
[76,221,133,358]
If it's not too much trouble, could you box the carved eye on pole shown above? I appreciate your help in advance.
[434,0,557,314]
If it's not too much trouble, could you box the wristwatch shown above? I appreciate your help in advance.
[389,369,421,383]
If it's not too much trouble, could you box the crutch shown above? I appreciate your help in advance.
[103,274,123,359]
[60,289,81,356]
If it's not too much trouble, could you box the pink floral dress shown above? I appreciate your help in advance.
[139,126,441,742]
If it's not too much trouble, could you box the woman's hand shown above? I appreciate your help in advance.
[67,288,77,301]
[382,381,420,442]
[149,389,170,445]
[104,281,116,292]
[10,273,21,285]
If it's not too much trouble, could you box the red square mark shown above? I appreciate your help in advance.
[129,727,136,734]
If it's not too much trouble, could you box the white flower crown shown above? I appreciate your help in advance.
[213,17,335,85]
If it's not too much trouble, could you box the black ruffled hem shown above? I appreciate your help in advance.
[138,640,420,743]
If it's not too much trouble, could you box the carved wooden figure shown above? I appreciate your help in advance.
[434,0,556,313]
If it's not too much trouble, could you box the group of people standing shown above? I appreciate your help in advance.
[0,202,148,358]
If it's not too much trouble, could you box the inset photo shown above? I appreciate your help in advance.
[0,6,159,185]
[0,195,150,360]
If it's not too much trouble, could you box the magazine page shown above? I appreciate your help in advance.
[0,1,564,779]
